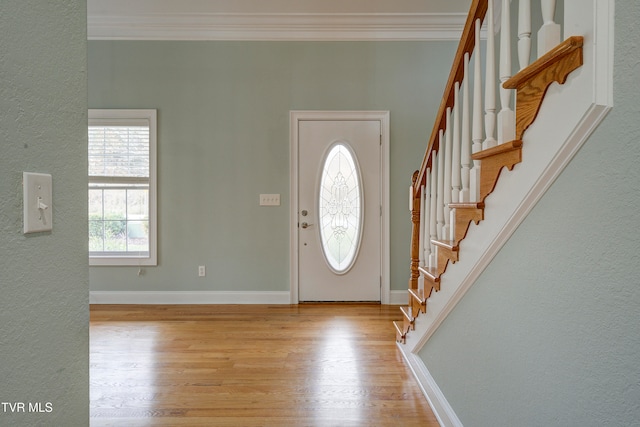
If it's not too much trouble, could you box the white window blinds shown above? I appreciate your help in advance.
[89,124,150,178]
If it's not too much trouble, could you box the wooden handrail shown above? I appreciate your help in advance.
[414,0,488,198]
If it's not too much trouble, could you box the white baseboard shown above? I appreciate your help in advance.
[397,346,463,427]
[389,290,408,305]
[90,290,408,305]
[90,291,291,305]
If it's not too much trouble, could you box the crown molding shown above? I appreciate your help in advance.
[87,12,467,41]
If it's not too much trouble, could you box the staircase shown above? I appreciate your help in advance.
[394,0,602,346]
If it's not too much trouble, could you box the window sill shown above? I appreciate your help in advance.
[90,256,157,267]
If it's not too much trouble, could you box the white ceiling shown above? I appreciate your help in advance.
[87,0,474,41]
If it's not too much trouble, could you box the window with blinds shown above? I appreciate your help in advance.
[88,110,157,266]
[89,125,150,178]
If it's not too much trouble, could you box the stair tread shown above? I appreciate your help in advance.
[400,306,414,322]
[431,239,459,251]
[471,139,523,160]
[408,288,427,303]
[393,321,407,343]
[418,265,440,281]
[393,320,406,335]
[504,36,584,90]
[449,201,485,209]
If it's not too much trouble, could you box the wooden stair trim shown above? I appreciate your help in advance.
[408,287,427,303]
[411,295,425,316]
[393,321,406,344]
[432,239,458,252]
[503,36,584,140]
[408,288,428,315]
[425,277,440,295]
[432,241,459,266]
[424,242,458,279]
[433,249,452,278]
[449,202,485,209]
[418,265,441,287]
[471,140,523,202]
[471,139,523,160]
[449,202,484,244]
[400,306,415,326]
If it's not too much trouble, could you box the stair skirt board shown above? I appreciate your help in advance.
[90,291,292,305]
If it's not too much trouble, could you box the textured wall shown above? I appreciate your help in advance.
[87,40,456,294]
[419,1,640,425]
[0,1,88,425]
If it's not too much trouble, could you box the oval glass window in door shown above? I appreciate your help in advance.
[318,142,363,274]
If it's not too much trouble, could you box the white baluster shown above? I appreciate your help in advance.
[423,176,432,264]
[452,81,461,204]
[518,0,532,70]
[460,52,471,203]
[429,160,438,268]
[538,0,561,57]
[442,108,452,240]
[418,184,426,290]
[450,89,461,242]
[436,133,445,241]
[471,18,483,203]
[483,0,497,150]
[498,0,515,144]
[418,184,425,267]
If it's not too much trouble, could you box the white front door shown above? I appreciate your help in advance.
[295,117,382,301]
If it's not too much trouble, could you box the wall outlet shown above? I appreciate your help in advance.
[259,193,280,206]
[198,265,206,277]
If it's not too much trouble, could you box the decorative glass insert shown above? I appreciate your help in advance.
[318,143,363,273]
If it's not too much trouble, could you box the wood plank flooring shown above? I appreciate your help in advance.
[90,304,439,426]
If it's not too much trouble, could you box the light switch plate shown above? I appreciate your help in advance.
[23,172,53,234]
[259,194,280,206]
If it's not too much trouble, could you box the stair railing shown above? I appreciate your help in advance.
[407,0,562,307]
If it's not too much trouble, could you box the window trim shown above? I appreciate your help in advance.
[88,109,158,266]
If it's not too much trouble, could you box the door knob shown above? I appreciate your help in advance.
[301,222,314,229]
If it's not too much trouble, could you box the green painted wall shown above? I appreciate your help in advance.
[419,1,640,425]
[0,1,88,425]
[88,40,457,294]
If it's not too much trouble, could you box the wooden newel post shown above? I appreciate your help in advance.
[409,170,421,290]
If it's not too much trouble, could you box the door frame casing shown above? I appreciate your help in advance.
[289,110,390,304]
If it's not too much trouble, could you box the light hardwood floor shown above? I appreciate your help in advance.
[90,304,439,426]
